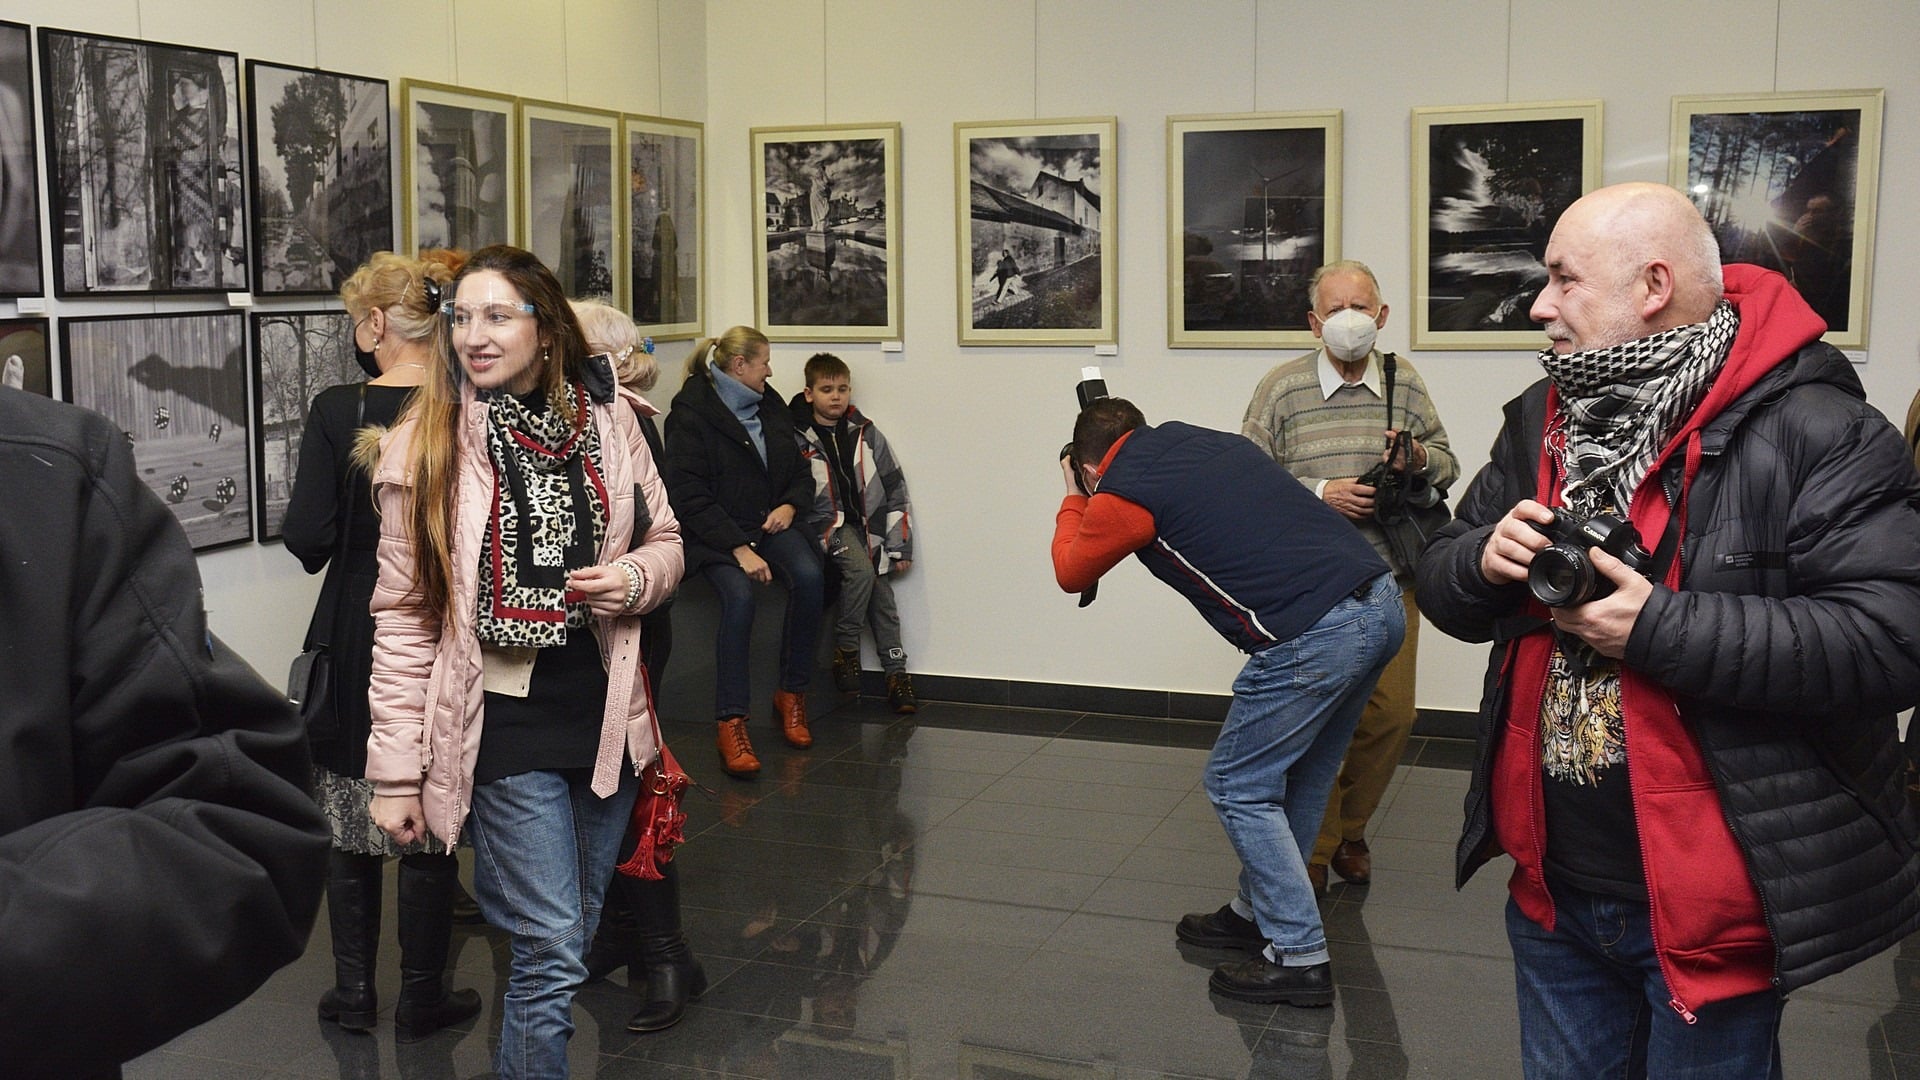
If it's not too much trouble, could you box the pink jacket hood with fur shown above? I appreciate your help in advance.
[364,385,681,846]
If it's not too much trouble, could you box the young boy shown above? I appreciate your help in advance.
[789,353,918,713]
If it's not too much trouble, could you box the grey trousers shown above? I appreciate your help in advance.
[830,522,906,672]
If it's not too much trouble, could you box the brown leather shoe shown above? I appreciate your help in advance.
[1307,862,1329,896]
[715,717,761,778]
[773,690,812,749]
[1330,839,1372,884]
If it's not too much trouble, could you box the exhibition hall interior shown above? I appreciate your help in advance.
[6,0,1920,1077]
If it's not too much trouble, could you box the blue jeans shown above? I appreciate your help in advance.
[702,526,824,719]
[466,768,639,1080]
[1205,573,1402,963]
[1506,880,1784,1079]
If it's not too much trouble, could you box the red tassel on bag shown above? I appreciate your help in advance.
[616,741,691,879]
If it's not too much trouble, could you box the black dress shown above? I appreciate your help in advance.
[284,382,441,854]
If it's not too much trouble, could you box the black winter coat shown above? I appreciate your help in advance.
[0,388,329,1077]
[1417,340,1920,995]
[663,367,813,572]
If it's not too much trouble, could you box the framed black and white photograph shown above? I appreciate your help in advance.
[1411,100,1602,350]
[752,123,901,342]
[627,113,702,340]
[0,316,51,396]
[956,117,1115,346]
[39,28,248,296]
[520,100,622,303]
[60,311,251,550]
[251,309,358,541]
[245,61,392,296]
[1671,89,1882,349]
[0,22,43,297]
[1168,111,1341,348]
[401,79,517,255]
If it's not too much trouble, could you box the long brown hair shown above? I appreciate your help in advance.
[388,245,593,621]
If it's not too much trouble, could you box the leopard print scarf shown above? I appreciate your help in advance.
[475,382,608,648]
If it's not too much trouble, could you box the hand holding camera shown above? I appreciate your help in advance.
[1479,500,1655,660]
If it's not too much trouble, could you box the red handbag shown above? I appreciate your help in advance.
[616,737,690,880]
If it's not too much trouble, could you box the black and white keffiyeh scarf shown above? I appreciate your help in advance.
[1537,300,1740,518]
[475,383,608,648]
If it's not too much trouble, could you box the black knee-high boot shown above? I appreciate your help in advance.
[628,862,707,1033]
[318,849,383,1032]
[393,852,483,1043]
[585,867,641,982]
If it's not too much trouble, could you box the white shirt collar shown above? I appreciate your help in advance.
[1316,348,1383,401]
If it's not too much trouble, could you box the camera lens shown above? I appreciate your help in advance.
[1528,545,1591,607]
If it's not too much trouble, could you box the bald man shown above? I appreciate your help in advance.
[1417,182,1920,1078]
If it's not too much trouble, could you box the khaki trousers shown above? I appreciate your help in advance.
[1311,585,1420,866]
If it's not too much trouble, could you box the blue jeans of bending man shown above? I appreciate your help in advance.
[701,526,824,719]
[466,767,640,1080]
[1506,879,1784,1080]
[1205,572,1403,965]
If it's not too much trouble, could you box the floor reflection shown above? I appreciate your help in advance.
[127,699,1920,1079]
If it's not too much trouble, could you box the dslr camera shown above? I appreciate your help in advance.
[1356,431,1444,526]
[1526,509,1652,607]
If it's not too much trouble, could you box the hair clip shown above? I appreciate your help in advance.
[641,336,656,355]
[422,277,442,311]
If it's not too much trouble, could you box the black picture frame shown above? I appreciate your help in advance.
[60,311,252,550]
[0,316,51,395]
[245,60,392,296]
[38,27,248,296]
[0,21,43,297]
[251,309,359,541]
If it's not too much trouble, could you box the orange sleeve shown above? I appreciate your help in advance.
[1052,492,1156,593]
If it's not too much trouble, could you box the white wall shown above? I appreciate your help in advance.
[12,0,1918,714]
[688,0,1920,714]
[1,0,704,681]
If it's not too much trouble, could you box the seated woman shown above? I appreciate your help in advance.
[663,326,822,778]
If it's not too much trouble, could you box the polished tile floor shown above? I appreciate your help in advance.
[128,698,1920,1079]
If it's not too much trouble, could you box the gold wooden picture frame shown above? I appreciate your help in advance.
[955,116,1116,346]
[1670,89,1882,349]
[1410,99,1602,350]
[518,99,625,306]
[1167,110,1341,349]
[625,113,704,341]
[400,79,519,255]
[751,122,902,342]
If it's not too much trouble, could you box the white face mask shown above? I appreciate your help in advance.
[1319,308,1379,364]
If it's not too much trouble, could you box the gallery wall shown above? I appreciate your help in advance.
[0,0,707,681]
[5,0,1916,718]
[678,0,1920,717]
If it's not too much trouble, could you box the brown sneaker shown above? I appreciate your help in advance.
[831,648,861,693]
[715,717,760,778]
[773,690,812,748]
[885,671,918,715]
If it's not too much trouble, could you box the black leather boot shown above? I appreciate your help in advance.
[586,868,641,982]
[392,853,482,1043]
[627,863,707,1033]
[318,849,382,1032]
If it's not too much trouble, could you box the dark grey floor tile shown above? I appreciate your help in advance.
[939,798,1165,845]
[973,773,1189,817]
[910,822,1135,876]
[1032,736,1211,767]
[1007,751,1205,791]
[1064,712,1222,749]
[1405,735,1478,772]
[1110,841,1243,887]
[906,701,1078,737]
[1011,680,1167,716]
[905,853,1106,909]
[1044,910,1187,960]
[800,758,1003,800]
[1140,813,1233,853]
[1081,875,1230,923]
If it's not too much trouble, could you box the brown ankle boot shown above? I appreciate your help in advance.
[886,671,918,715]
[773,690,812,748]
[715,717,760,777]
[831,648,861,693]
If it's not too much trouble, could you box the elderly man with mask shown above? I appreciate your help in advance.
[1417,181,1920,1077]
[1240,259,1456,894]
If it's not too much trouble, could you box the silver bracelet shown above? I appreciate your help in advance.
[618,560,644,614]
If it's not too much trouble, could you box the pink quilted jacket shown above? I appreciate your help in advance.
[364,385,682,846]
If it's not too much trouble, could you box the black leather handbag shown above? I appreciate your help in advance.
[286,387,364,740]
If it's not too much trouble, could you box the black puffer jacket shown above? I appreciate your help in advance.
[663,365,813,572]
[1418,275,1920,995]
[0,389,329,1077]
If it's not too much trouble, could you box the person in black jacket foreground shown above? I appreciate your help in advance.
[1417,182,1920,1078]
[664,325,823,778]
[0,387,329,1078]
